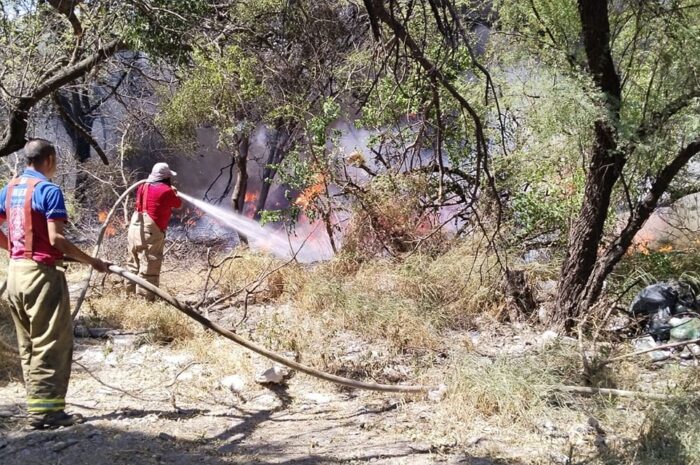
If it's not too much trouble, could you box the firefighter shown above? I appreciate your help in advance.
[0,139,110,429]
[125,163,182,300]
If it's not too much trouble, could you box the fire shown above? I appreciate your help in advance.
[658,244,674,253]
[295,175,326,209]
[245,191,259,203]
[98,211,108,223]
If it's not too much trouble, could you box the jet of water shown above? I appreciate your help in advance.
[178,192,333,263]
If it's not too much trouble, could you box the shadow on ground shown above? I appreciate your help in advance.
[0,385,527,465]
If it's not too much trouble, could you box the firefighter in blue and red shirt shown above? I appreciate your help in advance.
[0,139,109,429]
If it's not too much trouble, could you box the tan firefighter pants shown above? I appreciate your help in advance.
[126,212,165,300]
[6,259,72,414]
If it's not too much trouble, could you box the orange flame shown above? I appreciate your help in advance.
[295,175,326,209]
[98,211,108,223]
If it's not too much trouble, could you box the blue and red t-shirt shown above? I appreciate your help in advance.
[0,169,68,265]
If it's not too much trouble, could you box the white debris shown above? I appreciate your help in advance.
[255,365,289,385]
[220,375,246,392]
[537,330,559,346]
[428,384,448,402]
[304,392,333,404]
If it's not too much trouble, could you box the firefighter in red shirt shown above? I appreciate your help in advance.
[126,163,182,300]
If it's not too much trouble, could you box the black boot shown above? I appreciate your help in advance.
[29,411,85,429]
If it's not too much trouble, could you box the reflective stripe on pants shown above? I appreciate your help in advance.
[6,259,72,413]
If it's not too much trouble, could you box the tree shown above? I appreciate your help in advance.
[0,0,221,160]
[490,0,700,328]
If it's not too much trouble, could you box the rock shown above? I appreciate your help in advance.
[536,280,558,300]
[255,365,290,385]
[220,375,246,393]
[428,384,448,402]
[51,439,79,453]
[162,353,192,366]
[537,330,559,346]
[522,248,552,264]
[157,433,176,441]
[633,336,671,362]
[382,365,409,382]
[109,333,144,351]
[304,392,333,404]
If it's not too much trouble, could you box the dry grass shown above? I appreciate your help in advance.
[0,299,22,386]
[292,239,503,351]
[177,333,255,381]
[438,344,581,431]
[84,294,197,342]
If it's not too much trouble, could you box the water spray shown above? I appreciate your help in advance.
[65,182,430,394]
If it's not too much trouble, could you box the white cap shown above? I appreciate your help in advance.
[147,162,177,182]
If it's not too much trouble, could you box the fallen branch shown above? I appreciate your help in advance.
[602,337,700,365]
[110,264,429,394]
[547,384,677,401]
[72,180,148,319]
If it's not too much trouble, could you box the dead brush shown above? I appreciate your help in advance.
[211,251,305,303]
[342,173,450,260]
[439,344,580,430]
[0,300,22,385]
[84,293,197,342]
[294,239,503,352]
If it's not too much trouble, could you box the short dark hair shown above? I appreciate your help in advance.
[24,139,56,165]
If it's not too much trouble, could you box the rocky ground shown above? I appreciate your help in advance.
[0,334,499,465]
[1,258,698,464]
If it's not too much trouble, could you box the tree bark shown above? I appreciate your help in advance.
[580,137,700,312]
[232,136,250,244]
[0,38,124,158]
[554,0,623,328]
[254,124,290,220]
[231,136,250,214]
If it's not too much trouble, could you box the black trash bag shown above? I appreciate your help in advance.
[629,282,698,341]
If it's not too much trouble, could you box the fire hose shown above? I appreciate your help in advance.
[72,179,148,319]
[2,179,430,393]
[2,264,430,392]
[110,264,429,393]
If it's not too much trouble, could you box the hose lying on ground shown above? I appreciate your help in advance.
[72,180,147,320]
[109,264,429,393]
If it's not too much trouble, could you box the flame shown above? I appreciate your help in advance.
[245,191,259,203]
[295,175,326,209]
[98,211,108,223]
[658,244,673,253]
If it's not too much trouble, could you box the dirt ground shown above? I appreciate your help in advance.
[0,334,503,465]
[1,256,697,465]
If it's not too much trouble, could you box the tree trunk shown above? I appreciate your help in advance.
[0,39,124,158]
[232,136,250,244]
[55,89,96,204]
[555,121,623,328]
[554,0,623,328]
[254,124,290,220]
